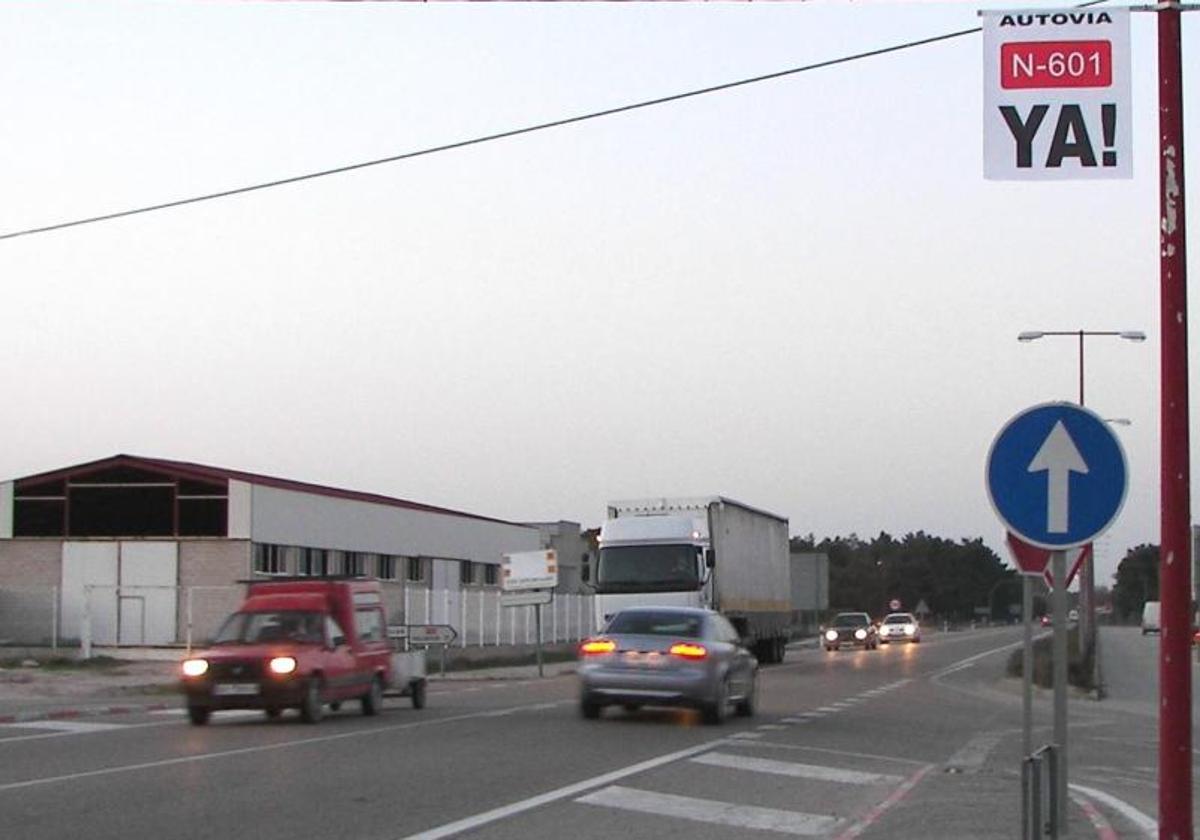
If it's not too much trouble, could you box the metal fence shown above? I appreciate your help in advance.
[0,585,598,653]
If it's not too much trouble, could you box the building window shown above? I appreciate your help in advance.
[460,561,475,586]
[254,544,286,575]
[483,564,499,586]
[378,555,397,580]
[299,548,328,577]
[406,557,425,583]
[345,552,364,576]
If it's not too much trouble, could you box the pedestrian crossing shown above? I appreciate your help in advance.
[571,678,925,837]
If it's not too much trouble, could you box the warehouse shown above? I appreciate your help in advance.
[0,454,542,647]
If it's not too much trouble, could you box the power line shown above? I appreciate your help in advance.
[0,24,982,243]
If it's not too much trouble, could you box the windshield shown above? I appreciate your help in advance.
[595,544,701,592]
[212,611,324,645]
[606,611,704,638]
[833,613,869,628]
[883,614,915,625]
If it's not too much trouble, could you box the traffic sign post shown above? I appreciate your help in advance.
[987,402,1128,549]
[989,402,1128,835]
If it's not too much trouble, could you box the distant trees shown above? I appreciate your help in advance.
[1110,543,1159,623]
[790,531,1014,621]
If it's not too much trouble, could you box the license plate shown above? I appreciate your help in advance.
[624,652,665,667]
[214,683,259,696]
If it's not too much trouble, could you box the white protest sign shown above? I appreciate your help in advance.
[983,8,1130,180]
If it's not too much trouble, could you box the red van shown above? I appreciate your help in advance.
[181,577,422,725]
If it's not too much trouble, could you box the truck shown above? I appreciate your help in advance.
[180,577,426,725]
[593,497,792,663]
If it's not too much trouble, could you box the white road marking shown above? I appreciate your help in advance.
[943,731,1005,774]
[691,752,904,785]
[756,724,786,731]
[1068,783,1157,837]
[721,739,930,766]
[0,720,127,733]
[815,706,839,713]
[576,785,839,836]
[401,740,723,840]
[729,732,763,740]
[779,718,810,724]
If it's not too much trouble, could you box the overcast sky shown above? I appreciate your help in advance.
[1,1,1194,585]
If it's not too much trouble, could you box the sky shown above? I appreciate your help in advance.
[0,0,1194,586]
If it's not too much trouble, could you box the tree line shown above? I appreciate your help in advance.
[791,531,1016,621]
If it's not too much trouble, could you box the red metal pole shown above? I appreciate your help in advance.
[1158,4,1192,838]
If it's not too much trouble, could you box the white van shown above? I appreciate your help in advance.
[1141,601,1161,635]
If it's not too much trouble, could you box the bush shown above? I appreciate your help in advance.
[1006,627,1094,691]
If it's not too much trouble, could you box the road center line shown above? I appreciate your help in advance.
[0,701,570,794]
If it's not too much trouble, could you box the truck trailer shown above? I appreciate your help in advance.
[594,497,792,663]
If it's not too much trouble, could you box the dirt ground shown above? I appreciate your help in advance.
[0,658,179,701]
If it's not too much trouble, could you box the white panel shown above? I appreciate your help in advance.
[61,543,119,645]
[119,542,178,645]
[250,485,541,563]
[429,560,461,627]
[227,480,251,539]
[0,481,12,538]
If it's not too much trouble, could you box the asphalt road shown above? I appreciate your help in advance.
[0,626,1179,839]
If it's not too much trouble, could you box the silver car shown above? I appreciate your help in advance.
[577,606,757,724]
[877,612,922,644]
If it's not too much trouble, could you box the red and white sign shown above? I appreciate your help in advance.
[1006,532,1090,589]
[983,8,1130,180]
[889,599,902,611]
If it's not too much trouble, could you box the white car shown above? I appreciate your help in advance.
[877,612,921,644]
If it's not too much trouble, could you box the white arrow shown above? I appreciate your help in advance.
[1027,420,1089,533]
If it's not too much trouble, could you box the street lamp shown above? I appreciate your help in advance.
[1017,328,1146,669]
[1017,329,1145,405]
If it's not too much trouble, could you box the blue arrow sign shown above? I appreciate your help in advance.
[987,402,1128,549]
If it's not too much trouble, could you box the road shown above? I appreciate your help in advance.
[0,626,1176,839]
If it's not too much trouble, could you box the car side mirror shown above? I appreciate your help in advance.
[331,634,346,649]
[705,549,715,569]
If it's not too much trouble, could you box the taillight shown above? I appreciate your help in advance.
[668,642,708,660]
[580,638,616,655]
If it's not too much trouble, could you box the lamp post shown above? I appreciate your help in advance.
[1016,330,1145,667]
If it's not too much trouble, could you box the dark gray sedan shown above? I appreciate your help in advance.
[577,606,757,724]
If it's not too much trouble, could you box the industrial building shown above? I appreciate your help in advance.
[0,454,544,647]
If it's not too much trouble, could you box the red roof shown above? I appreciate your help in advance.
[11,454,525,527]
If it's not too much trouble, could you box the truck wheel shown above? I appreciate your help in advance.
[300,679,324,724]
[410,679,427,710]
[187,706,210,726]
[703,678,729,725]
[775,638,787,663]
[361,676,383,716]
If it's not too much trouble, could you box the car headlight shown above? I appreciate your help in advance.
[855,629,867,640]
[879,626,890,635]
[904,624,916,635]
[181,658,209,678]
[824,629,838,641]
[269,656,297,675]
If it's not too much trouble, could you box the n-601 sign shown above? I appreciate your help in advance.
[983,8,1130,180]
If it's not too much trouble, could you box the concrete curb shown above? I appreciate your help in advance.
[0,699,179,725]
